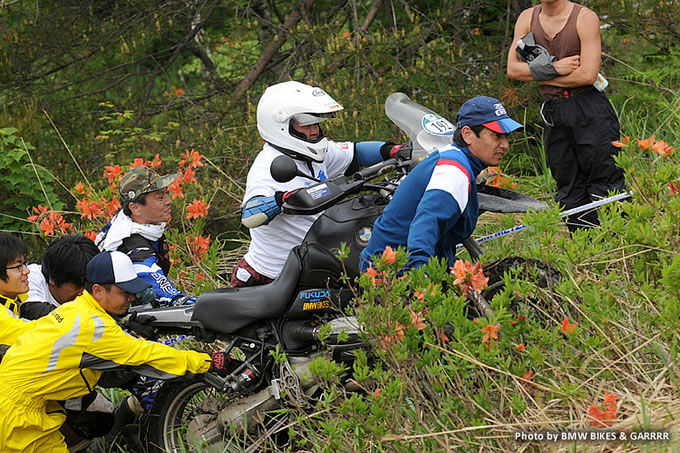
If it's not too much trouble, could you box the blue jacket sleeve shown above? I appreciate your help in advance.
[406,190,462,269]
[355,141,386,166]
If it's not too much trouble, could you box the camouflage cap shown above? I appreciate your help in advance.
[118,166,180,203]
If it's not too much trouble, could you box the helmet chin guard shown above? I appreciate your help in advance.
[256,81,344,162]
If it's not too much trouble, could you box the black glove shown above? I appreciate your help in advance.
[274,189,300,207]
[125,312,157,339]
[380,142,412,161]
[132,287,157,307]
[209,351,231,377]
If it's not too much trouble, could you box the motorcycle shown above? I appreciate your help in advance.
[135,93,560,452]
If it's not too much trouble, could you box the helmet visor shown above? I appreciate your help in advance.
[292,112,336,126]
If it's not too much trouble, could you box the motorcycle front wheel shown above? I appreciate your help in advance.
[144,379,286,453]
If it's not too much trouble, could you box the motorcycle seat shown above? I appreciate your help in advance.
[191,246,304,334]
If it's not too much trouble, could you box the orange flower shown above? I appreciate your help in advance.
[409,309,427,331]
[27,205,49,222]
[145,153,162,168]
[168,179,184,199]
[129,158,145,168]
[481,324,499,344]
[373,388,382,398]
[77,199,104,220]
[414,290,425,302]
[451,260,488,295]
[651,139,673,156]
[611,136,630,148]
[103,165,123,184]
[520,369,535,388]
[74,182,86,194]
[179,149,204,168]
[105,197,121,217]
[83,229,98,242]
[586,391,618,427]
[560,316,577,335]
[188,234,211,261]
[196,272,206,282]
[668,182,679,196]
[182,167,197,184]
[381,246,397,265]
[637,136,655,151]
[515,343,526,352]
[511,315,526,326]
[364,263,379,279]
[186,199,210,219]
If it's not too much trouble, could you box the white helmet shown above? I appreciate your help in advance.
[256,81,344,162]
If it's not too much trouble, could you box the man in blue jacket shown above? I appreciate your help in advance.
[360,96,523,271]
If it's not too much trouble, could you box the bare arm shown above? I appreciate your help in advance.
[538,8,601,88]
[507,9,535,82]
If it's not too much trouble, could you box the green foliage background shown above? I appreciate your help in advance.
[1,1,680,450]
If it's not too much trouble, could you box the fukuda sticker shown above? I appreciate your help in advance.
[422,114,454,136]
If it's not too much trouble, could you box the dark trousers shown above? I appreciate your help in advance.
[541,90,626,232]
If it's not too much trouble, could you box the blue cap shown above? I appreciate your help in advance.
[87,251,151,294]
[456,96,523,134]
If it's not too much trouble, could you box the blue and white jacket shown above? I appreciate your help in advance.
[360,144,485,270]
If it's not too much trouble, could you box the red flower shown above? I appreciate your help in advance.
[651,139,673,156]
[168,179,184,199]
[481,324,500,345]
[381,246,397,265]
[409,309,427,331]
[144,154,162,168]
[520,369,535,388]
[668,182,679,196]
[182,167,197,185]
[611,136,630,148]
[103,165,123,184]
[77,199,104,220]
[83,229,98,242]
[179,149,204,169]
[586,391,618,427]
[637,136,655,151]
[560,316,577,335]
[74,182,86,194]
[186,199,210,219]
[188,234,211,261]
[451,260,489,295]
[515,343,526,352]
[28,206,70,236]
[129,158,145,168]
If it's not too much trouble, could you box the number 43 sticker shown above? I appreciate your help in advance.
[422,114,454,136]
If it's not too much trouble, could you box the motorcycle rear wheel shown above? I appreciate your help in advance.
[144,379,287,453]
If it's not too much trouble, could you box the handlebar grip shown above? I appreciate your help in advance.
[203,372,227,391]
[353,158,398,181]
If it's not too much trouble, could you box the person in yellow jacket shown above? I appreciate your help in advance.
[0,250,226,453]
[0,233,34,347]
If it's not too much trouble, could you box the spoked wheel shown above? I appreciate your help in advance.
[479,257,566,326]
[144,380,287,453]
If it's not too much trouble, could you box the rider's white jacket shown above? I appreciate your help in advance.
[243,142,355,279]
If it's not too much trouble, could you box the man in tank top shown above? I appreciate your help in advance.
[507,0,626,233]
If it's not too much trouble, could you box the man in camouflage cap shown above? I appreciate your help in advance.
[95,166,192,307]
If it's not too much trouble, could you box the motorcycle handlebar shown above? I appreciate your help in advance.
[203,372,227,391]
[352,158,398,181]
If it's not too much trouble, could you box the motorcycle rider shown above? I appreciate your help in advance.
[0,250,229,453]
[96,165,193,307]
[234,80,410,287]
[360,96,523,271]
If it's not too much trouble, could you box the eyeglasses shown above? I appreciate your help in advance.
[6,262,28,272]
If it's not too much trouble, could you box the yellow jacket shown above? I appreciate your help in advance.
[0,293,33,345]
[0,290,211,402]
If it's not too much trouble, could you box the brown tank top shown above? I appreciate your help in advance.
[530,3,584,99]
